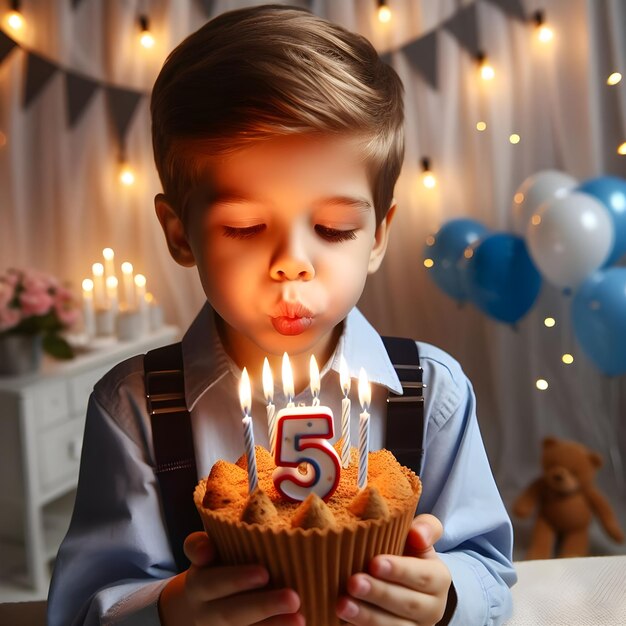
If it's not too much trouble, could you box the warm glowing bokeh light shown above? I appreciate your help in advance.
[378,5,391,23]
[476,121,487,131]
[537,25,554,43]
[425,235,435,246]
[531,214,542,226]
[544,317,556,328]
[119,164,135,186]
[140,31,155,48]
[618,142,626,156]
[509,134,521,144]
[480,63,495,81]
[5,9,24,31]
[562,354,574,364]
[424,258,434,268]
[536,379,549,391]
[607,72,622,86]
[422,172,437,189]
[514,192,524,205]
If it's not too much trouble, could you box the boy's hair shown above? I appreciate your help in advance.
[151,4,404,225]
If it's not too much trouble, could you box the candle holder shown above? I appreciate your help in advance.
[116,308,144,341]
[95,308,115,337]
[148,302,164,331]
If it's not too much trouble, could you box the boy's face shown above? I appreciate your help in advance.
[156,134,394,365]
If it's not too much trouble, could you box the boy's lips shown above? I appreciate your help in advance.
[271,302,314,336]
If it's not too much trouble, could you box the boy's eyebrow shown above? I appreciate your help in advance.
[315,196,373,212]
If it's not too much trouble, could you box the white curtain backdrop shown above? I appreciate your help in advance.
[0,0,624,558]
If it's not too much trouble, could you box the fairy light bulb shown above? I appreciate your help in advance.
[139,15,155,48]
[119,163,135,186]
[476,121,487,131]
[618,142,626,156]
[533,11,554,43]
[607,73,622,86]
[5,1,25,32]
[562,354,574,365]
[544,317,556,328]
[377,0,391,23]
[536,379,549,391]
[421,157,437,189]
[476,52,495,81]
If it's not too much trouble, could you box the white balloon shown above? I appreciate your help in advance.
[526,192,614,290]
[512,170,578,235]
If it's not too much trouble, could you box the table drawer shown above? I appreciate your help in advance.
[34,380,70,428]
[38,416,85,492]
[68,366,110,414]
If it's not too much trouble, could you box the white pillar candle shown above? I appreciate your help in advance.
[121,262,134,309]
[92,263,105,309]
[81,278,95,338]
[102,248,116,281]
[239,367,258,493]
[105,275,118,314]
[134,274,147,311]
[357,367,371,490]
[339,354,351,468]
[310,355,320,406]
[263,357,277,457]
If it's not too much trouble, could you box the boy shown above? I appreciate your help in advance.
[48,5,515,625]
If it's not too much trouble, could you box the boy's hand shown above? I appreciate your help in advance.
[337,514,453,626]
[159,531,304,626]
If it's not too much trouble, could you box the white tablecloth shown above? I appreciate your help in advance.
[507,556,626,625]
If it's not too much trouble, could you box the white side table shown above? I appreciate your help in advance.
[0,327,180,595]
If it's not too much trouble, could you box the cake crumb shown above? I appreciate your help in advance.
[348,486,390,520]
[291,493,337,530]
[241,489,278,525]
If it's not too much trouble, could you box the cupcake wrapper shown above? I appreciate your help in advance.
[194,475,421,626]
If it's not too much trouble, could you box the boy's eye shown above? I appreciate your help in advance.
[315,225,358,242]
[222,224,266,239]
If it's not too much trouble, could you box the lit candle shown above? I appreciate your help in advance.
[239,367,258,493]
[310,355,320,406]
[263,357,277,456]
[357,367,371,490]
[272,355,340,501]
[92,263,105,309]
[121,262,134,309]
[81,278,95,338]
[134,274,147,311]
[102,248,116,280]
[339,355,351,468]
[282,352,295,407]
[106,275,118,314]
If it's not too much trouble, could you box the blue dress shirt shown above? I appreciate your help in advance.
[47,304,516,625]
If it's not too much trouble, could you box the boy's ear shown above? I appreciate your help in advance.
[154,194,196,267]
[368,203,397,274]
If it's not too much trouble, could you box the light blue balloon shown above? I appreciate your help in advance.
[572,268,626,376]
[577,176,626,266]
[465,233,542,324]
[424,219,489,302]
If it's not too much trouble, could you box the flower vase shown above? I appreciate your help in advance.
[0,333,43,376]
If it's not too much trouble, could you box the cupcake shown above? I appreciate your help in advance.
[194,444,422,626]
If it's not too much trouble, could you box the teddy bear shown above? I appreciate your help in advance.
[513,437,624,559]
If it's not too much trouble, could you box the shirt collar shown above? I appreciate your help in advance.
[181,303,403,410]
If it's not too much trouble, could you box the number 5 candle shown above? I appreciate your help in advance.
[272,354,341,502]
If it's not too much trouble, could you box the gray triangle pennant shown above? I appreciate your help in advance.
[65,70,99,127]
[482,0,526,21]
[443,3,480,57]
[23,52,59,108]
[379,50,393,66]
[0,29,17,64]
[105,86,143,146]
[403,30,438,89]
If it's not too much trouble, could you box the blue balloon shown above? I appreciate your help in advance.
[465,233,542,324]
[572,268,626,376]
[425,219,489,302]
[577,176,626,266]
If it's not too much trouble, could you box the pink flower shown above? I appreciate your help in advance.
[54,288,79,328]
[0,282,14,309]
[0,306,21,332]
[19,289,54,316]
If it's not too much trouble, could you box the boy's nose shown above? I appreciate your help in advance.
[269,235,315,282]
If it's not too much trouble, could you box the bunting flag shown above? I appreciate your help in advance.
[404,29,438,89]
[0,29,16,63]
[105,86,143,148]
[65,70,99,127]
[442,3,480,57]
[23,52,58,108]
[483,0,526,21]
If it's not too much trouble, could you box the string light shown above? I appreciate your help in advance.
[139,15,155,49]
[536,379,549,391]
[607,72,622,86]
[476,121,487,131]
[476,52,495,81]
[533,11,554,43]
[618,142,626,156]
[562,354,574,365]
[119,162,136,186]
[377,0,391,24]
[509,133,521,144]
[423,258,434,268]
[544,317,556,327]
[421,157,437,189]
[4,0,25,32]
[513,192,524,205]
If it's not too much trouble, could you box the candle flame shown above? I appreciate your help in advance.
[92,263,104,277]
[134,274,146,288]
[239,367,252,416]
[358,367,371,411]
[103,248,115,261]
[82,278,94,293]
[282,352,294,401]
[121,262,133,275]
[262,357,273,402]
[106,276,118,289]
[339,354,350,395]
[310,355,320,398]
